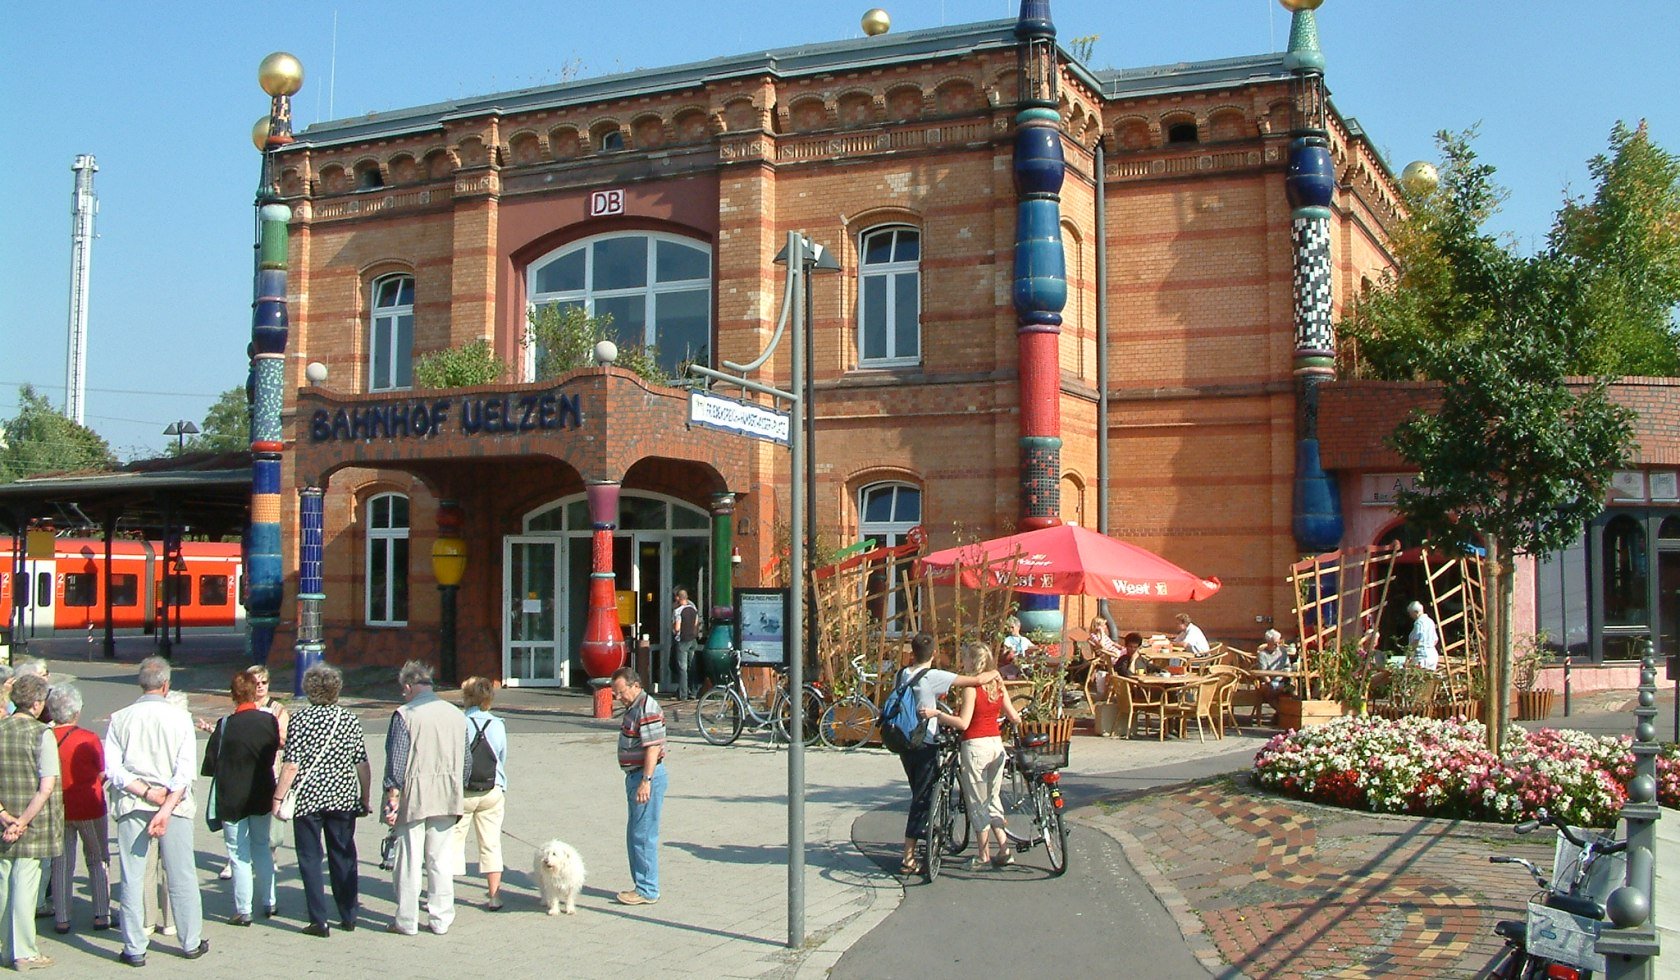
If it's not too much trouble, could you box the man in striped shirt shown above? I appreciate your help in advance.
[610,667,665,906]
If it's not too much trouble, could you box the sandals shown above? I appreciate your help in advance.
[897,855,923,876]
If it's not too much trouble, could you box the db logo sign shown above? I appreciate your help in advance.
[589,189,625,217]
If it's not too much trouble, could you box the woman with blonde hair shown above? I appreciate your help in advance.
[920,642,1021,869]
[450,677,508,910]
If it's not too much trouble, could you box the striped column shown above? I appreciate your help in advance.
[293,486,324,694]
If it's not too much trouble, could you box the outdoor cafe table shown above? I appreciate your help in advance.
[1249,668,1316,697]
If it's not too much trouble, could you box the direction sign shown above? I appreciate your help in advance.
[688,390,791,444]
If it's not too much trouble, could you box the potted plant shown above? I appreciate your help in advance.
[1011,649,1075,745]
[1512,630,1555,721]
[1278,639,1368,729]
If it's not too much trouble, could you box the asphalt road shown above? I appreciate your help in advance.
[832,749,1257,980]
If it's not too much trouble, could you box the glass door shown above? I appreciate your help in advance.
[503,536,566,687]
[1659,549,1680,664]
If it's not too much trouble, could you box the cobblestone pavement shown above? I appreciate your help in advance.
[1082,776,1555,979]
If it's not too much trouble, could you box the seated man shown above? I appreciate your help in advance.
[1255,629,1294,714]
[1173,613,1210,655]
[996,616,1036,680]
[1114,632,1145,679]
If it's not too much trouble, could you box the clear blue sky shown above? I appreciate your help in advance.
[3,0,1675,457]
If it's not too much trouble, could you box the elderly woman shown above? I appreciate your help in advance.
[450,677,508,910]
[0,673,62,971]
[272,663,370,938]
[202,671,280,925]
[48,683,110,934]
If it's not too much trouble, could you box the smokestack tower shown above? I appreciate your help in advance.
[65,154,98,426]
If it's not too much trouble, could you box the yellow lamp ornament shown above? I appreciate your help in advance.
[1400,160,1440,197]
[1279,0,1323,11]
[258,52,305,96]
[862,8,890,36]
[431,537,468,586]
[252,115,273,151]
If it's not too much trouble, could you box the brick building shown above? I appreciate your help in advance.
[266,14,1406,686]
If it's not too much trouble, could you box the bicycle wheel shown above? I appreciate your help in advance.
[926,776,947,881]
[1034,781,1069,876]
[999,756,1034,845]
[943,768,970,855]
[819,695,879,749]
[696,688,744,746]
[774,685,825,745]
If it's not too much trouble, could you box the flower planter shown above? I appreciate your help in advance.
[1018,716,1076,745]
[1275,696,1352,730]
[1516,689,1556,721]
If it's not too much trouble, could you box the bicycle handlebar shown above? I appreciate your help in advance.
[1531,807,1626,853]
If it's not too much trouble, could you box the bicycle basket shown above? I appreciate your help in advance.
[1012,737,1070,774]
[1525,902,1605,973]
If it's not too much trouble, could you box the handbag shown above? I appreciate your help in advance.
[203,719,225,833]
[277,707,345,821]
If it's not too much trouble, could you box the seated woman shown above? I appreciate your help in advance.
[996,616,1037,680]
[1067,617,1123,692]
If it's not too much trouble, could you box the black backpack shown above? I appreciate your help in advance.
[466,719,498,792]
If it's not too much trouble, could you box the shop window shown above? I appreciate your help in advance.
[109,574,139,608]
[857,226,920,366]
[859,481,922,630]
[1535,531,1588,657]
[200,574,231,607]
[528,233,712,379]
[1603,515,1648,628]
[367,493,411,626]
[369,274,415,392]
[64,573,96,607]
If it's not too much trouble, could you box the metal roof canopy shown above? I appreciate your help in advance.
[0,452,251,538]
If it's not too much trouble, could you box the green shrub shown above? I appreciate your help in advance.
[411,339,506,389]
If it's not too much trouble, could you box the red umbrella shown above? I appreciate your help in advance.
[920,524,1221,602]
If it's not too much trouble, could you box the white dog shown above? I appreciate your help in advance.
[533,839,586,916]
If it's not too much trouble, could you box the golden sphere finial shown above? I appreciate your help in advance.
[1400,160,1440,197]
[252,115,273,151]
[1279,0,1324,11]
[258,52,305,97]
[862,8,891,36]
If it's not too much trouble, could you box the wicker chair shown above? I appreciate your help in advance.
[1124,677,1171,741]
[1205,664,1248,736]
[1163,675,1223,742]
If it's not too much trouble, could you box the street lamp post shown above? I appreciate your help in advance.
[163,420,199,454]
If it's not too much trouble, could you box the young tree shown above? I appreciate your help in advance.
[171,387,251,455]
[526,305,668,384]
[1387,324,1635,752]
[0,384,117,482]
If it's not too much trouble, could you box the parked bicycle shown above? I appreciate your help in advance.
[922,728,970,880]
[695,649,825,746]
[818,654,882,749]
[998,732,1069,876]
[1489,807,1627,979]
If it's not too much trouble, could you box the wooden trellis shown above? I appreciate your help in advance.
[1421,548,1488,712]
[1288,543,1403,681]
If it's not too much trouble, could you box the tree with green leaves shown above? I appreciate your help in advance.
[1344,124,1680,380]
[0,384,117,482]
[526,305,668,384]
[170,387,251,455]
[1387,326,1635,753]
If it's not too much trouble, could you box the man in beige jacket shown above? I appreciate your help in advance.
[381,661,465,935]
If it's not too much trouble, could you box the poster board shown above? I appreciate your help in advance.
[735,588,788,665]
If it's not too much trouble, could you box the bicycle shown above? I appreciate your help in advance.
[998,732,1069,876]
[922,728,970,881]
[695,649,825,747]
[1489,807,1627,979]
[818,654,882,749]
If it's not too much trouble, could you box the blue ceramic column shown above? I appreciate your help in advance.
[1012,0,1069,637]
[294,486,324,694]
[1282,1,1343,554]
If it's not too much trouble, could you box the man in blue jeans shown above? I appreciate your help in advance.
[611,667,666,905]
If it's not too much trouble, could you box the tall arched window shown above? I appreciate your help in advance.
[369,275,414,392]
[857,226,920,366]
[859,481,922,630]
[527,232,711,378]
[366,493,410,626]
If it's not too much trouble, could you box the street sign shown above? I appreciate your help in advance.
[688,390,791,445]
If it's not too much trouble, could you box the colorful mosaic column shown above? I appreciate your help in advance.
[293,486,324,695]
[248,53,303,665]
[1282,1,1344,554]
[703,492,736,684]
[1013,0,1068,636]
[578,480,626,685]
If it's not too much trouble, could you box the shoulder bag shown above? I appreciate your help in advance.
[278,707,346,821]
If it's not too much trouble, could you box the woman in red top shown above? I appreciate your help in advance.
[46,683,110,933]
[921,642,1021,869]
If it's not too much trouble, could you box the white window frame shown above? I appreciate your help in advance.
[856,226,921,367]
[858,481,923,631]
[365,492,410,626]
[525,232,712,380]
[369,274,414,392]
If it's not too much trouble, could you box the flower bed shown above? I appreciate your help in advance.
[1252,714,1680,827]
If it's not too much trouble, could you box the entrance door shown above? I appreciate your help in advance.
[1660,550,1680,663]
[503,536,567,687]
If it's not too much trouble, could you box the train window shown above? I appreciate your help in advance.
[36,572,51,607]
[163,574,191,605]
[64,573,97,607]
[110,574,139,607]
[200,575,230,606]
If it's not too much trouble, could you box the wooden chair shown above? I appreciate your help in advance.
[1102,672,1135,737]
[1205,665,1248,736]
[1124,678,1171,741]
[1164,675,1222,742]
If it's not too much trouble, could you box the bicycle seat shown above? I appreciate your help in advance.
[1494,920,1526,943]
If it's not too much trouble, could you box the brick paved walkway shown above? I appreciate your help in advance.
[1083,777,1553,979]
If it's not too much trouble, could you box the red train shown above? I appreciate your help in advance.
[2,539,245,636]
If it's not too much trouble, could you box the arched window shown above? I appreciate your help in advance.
[369,275,414,392]
[1603,515,1648,628]
[857,226,920,366]
[527,233,711,378]
[1166,121,1199,145]
[366,493,410,626]
[859,481,922,630]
